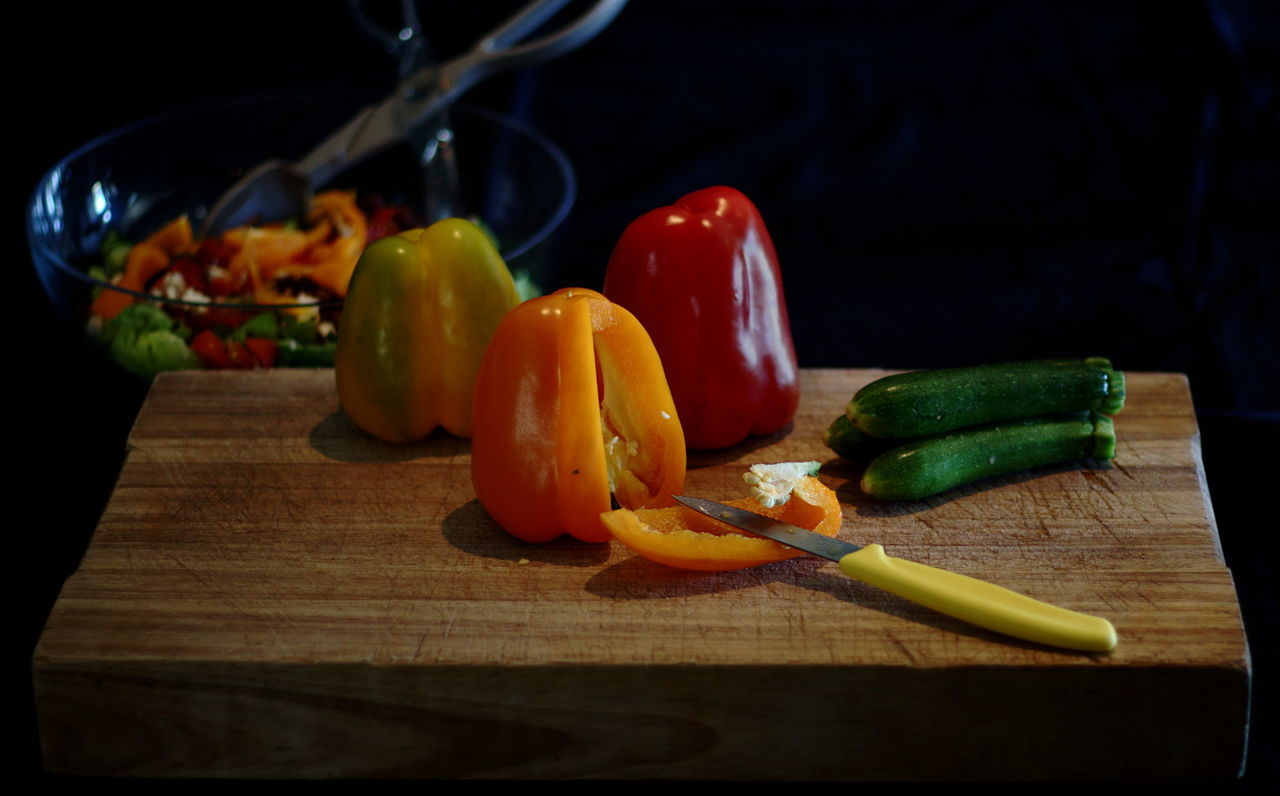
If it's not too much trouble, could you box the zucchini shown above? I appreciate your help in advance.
[823,414,892,464]
[860,412,1116,501]
[276,339,336,367]
[847,357,1125,439]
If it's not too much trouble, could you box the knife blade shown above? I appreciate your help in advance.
[672,495,1117,652]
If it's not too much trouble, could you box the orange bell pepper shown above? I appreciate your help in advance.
[470,287,686,543]
[600,475,841,571]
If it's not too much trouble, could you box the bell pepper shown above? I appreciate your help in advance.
[471,287,686,543]
[335,218,521,442]
[600,475,841,572]
[603,186,800,450]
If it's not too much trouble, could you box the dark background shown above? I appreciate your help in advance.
[11,0,1277,788]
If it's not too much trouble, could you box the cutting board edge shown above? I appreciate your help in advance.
[33,655,1250,781]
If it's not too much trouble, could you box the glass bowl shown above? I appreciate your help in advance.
[27,93,575,377]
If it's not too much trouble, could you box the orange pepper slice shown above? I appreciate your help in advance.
[89,215,194,320]
[304,190,369,297]
[143,214,195,256]
[601,475,841,571]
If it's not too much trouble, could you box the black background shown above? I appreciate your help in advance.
[11,0,1277,788]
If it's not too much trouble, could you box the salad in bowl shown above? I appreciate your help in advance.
[86,190,415,376]
[28,95,575,379]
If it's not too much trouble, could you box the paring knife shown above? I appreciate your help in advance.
[672,495,1117,652]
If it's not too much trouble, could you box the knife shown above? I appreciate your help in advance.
[672,495,1117,652]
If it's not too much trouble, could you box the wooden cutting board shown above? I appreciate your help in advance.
[34,369,1249,781]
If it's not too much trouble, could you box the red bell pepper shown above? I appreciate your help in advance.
[603,186,800,449]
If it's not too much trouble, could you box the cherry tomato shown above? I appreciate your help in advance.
[243,338,278,368]
[191,330,231,369]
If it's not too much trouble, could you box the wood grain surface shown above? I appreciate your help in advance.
[34,368,1249,780]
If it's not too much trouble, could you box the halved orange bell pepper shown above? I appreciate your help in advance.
[600,475,841,571]
[335,218,521,442]
[470,287,686,543]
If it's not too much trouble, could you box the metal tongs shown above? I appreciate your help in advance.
[200,0,628,237]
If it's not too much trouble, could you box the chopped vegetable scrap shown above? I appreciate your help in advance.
[743,460,822,507]
[471,288,686,543]
[601,471,841,572]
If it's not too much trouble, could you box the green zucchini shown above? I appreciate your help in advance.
[847,357,1125,439]
[823,414,893,464]
[276,339,336,367]
[860,412,1116,501]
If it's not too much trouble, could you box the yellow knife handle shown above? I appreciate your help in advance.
[837,544,1117,652]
